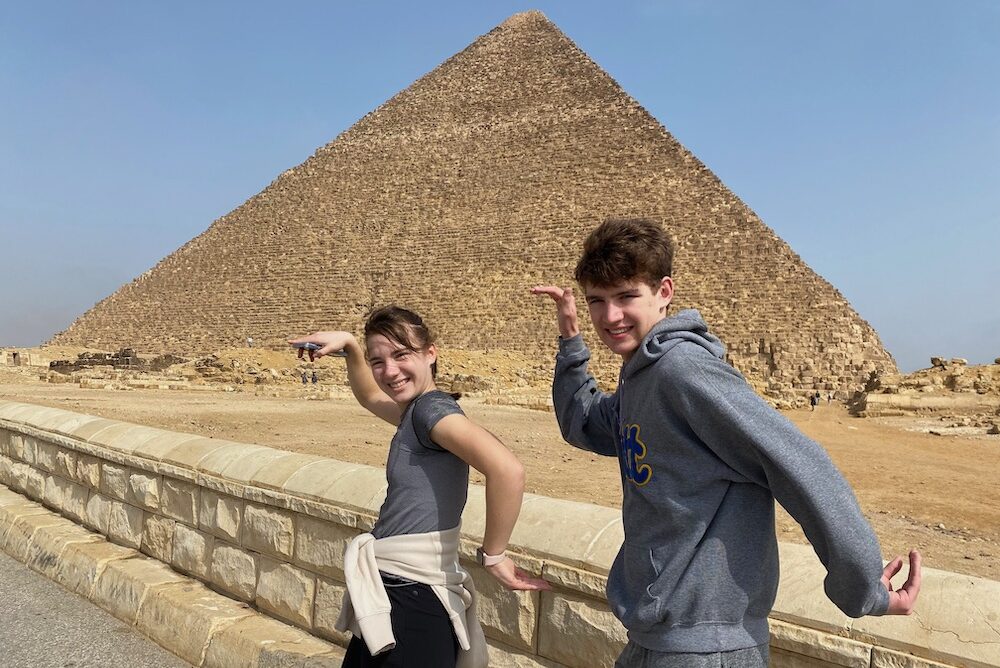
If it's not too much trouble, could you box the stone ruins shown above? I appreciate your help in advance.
[49,11,896,401]
[854,357,1000,433]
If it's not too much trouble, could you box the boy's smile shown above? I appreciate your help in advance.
[584,277,673,361]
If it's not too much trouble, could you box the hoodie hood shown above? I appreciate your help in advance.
[622,309,726,378]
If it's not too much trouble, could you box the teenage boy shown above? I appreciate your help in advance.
[532,218,920,667]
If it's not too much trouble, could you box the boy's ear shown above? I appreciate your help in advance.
[658,276,674,308]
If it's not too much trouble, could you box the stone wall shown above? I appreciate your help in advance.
[2,400,994,668]
[49,11,896,398]
[1,348,54,368]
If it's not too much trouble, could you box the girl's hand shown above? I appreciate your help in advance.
[287,331,358,358]
[290,331,401,425]
[486,557,552,592]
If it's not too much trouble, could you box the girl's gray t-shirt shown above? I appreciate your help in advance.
[371,390,469,539]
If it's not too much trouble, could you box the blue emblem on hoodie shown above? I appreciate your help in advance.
[619,423,652,486]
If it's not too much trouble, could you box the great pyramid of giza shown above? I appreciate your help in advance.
[51,11,897,396]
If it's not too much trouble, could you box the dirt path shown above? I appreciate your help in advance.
[2,377,997,581]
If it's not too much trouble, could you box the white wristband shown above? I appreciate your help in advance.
[476,547,507,567]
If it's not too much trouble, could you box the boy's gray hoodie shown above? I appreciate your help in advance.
[554,310,888,653]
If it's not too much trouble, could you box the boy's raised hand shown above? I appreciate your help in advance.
[881,550,922,615]
[530,285,580,339]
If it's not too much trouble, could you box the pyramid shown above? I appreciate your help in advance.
[51,11,897,396]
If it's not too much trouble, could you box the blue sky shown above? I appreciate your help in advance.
[1,1,997,372]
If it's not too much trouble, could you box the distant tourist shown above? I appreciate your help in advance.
[828,391,834,404]
[311,370,318,385]
[301,370,308,385]
[810,392,819,411]
[290,306,549,667]
[532,218,920,667]
[246,336,253,348]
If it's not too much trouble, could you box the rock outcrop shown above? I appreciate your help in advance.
[853,357,1000,429]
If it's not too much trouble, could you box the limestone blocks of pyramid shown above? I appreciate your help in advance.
[48,11,897,400]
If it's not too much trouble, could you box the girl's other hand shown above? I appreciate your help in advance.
[486,557,552,591]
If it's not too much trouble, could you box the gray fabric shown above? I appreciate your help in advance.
[372,390,468,539]
[614,641,769,668]
[553,309,888,653]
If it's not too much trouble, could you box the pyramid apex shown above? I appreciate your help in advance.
[499,10,553,29]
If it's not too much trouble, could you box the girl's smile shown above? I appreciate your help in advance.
[366,333,438,404]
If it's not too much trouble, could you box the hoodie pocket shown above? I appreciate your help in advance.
[608,542,668,633]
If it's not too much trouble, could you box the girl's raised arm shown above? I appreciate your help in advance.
[288,331,402,426]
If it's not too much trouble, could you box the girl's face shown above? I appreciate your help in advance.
[366,333,437,405]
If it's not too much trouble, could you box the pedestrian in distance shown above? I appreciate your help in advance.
[532,218,920,667]
[290,306,549,668]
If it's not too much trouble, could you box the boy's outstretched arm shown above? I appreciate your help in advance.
[531,285,618,457]
[530,286,579,339]
[882,550,922,615]
[662,350,912,617]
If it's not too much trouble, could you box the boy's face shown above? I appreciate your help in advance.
[583,277,674,361]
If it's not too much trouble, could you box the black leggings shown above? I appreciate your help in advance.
[341,577,459,668]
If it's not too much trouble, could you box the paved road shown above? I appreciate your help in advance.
[0,550,190,668]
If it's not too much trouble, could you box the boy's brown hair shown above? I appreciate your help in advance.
[574,218,674,289]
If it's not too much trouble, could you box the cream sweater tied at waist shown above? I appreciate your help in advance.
[335,525,489,668]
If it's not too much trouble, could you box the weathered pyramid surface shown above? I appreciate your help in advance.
[52,11,897,395]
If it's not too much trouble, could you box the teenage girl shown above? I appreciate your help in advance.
[290,306,549,668]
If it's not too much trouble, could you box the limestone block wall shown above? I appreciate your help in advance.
[0,399,996,668]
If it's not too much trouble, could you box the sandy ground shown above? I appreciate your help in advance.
[1,369,997,582]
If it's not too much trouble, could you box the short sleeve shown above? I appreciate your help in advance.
[411,391,465,451]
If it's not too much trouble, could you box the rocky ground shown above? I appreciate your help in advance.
[1,347,998,582]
